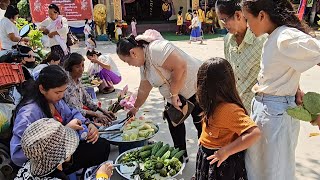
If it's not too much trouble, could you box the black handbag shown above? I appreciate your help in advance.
[66,29,79,47]
[152,64,195,127]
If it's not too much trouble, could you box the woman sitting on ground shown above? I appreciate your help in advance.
[15,118,114,180]
[32,52,61,79]
[10,65,110,175]
[63,53,116,127]
[86,50,122,94]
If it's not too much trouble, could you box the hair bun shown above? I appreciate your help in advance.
[126,35,138,46]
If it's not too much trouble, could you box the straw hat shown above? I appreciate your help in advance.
[21,118,79,177]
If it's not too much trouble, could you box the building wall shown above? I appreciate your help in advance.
[102,0,190,22]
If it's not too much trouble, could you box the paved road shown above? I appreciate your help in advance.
[72,38,320,180]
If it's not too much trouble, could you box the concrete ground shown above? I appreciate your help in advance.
[72,37,320,180]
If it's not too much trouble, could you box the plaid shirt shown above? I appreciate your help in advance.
[224,30,267,112]
[64,74,98,116]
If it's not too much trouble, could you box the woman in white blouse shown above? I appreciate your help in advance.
[116,30,203,161]
[39,4,69,65]
[241,0,320,179]
[0,5,29,51]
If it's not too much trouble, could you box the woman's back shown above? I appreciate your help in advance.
[142,40,202,100]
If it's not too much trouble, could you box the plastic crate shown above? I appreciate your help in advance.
[0,63,25,87]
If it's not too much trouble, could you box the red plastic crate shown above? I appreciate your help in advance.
[0,63,25,87]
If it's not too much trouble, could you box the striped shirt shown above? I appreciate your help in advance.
[224,29,267,112]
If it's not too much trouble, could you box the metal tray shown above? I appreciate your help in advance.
[115,147,186,180]
[100,124,159,145]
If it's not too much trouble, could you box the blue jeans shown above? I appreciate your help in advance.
[245,94,300,180]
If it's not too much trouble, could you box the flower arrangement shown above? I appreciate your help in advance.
[108,85,137,113]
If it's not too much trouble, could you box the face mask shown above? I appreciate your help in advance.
[24,61,36,68]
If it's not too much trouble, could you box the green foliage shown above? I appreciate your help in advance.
[16,18,29,30]
[15,18,43,51]
[17,0,30,18]
[28,29,43,49]
[287,106,312,122]
[303,92,320,115]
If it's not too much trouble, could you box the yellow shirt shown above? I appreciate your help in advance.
[177,15,183,25]
[185,13,192,21]
[199,103,256,149]
[162,3,170,12]
[206,10,216,24]
[197,9,205,22]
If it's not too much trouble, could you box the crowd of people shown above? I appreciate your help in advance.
[1,0,320,179]
[0,2,123,180]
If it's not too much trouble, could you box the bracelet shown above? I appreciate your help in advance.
[169,93,178,98]
[96,173,109,179]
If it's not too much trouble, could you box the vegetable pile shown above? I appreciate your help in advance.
[119,141,185,179]
[81,73,102,87]
[287,92,320,121]
[122,119,158,141]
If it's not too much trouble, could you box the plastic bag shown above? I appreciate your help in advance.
[41,35,50,48]
[0,103,14,136]
[84,161,113,180]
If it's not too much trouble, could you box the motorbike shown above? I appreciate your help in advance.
[0,24,31,179]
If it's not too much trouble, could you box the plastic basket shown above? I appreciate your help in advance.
[0,63,25,87]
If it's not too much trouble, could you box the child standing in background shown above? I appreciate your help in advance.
[115,20,122,41]
[84,19,92,41]
[131,17,137,37]
[196,58,261,180]
[185,9,193,34]
[176,11,183,35]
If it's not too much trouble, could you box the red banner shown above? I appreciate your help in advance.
[29,0,93,23]
[298,0,307,21]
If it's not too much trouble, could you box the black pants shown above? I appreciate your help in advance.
[166,94,202,154]
[63,138,110,175]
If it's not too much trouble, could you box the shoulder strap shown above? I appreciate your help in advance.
[152,63,170,86]
[145,45,170,86]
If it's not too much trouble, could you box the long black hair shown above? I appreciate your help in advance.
[41,52,60,64]
[116,35,149,56]
[16,65,68,118]
[64,52,85,72]
[216,0,241,16]
[4,5,19,19]
[241,0,309,34]
[197,57,247,125]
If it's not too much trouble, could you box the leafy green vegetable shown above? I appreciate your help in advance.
[159,168,167,177]
[287,106,312,122]
[303,92,320,115]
